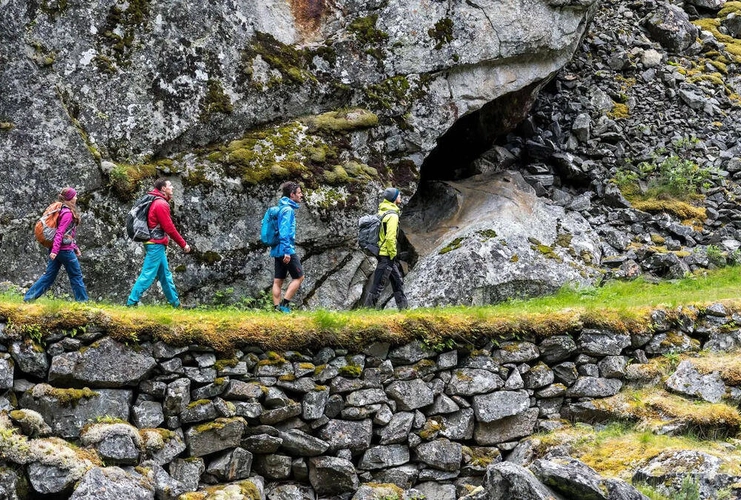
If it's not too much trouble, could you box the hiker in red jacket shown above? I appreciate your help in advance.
[126,178,191,307]
[24,187,88,302]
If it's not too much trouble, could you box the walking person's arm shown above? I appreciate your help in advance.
[50,209,73,260]
[278,207,295,263]
[151,199,190,252]
[383,213,399,261]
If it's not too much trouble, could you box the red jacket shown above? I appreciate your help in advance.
[147,190,187,248]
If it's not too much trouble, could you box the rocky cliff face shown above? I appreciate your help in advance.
[0,0,596,307]
[404,0,741,307]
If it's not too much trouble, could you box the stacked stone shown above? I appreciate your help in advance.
[1,303,741,498]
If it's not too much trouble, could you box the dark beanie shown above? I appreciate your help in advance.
[383,187,399,202]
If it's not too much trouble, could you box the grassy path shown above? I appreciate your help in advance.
[1,267,741,352]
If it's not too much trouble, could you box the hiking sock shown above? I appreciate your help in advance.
[280,299,291,307]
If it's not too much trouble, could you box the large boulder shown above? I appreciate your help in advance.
[530,457,617,500]
[479,462,565,499]
[403,173,601,307]
[20,384,132,439]
[49,337,156,388]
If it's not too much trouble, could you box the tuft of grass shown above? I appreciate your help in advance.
[591,387,741,439]
[629,199,706,221]
[688,352,741,386]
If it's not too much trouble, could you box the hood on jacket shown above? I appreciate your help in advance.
[279,196,299,210]
[149,188,171,202]
[378,199,400,215]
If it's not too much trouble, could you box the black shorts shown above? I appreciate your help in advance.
[274,254,304,280]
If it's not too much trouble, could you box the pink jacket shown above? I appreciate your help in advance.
[51,207,77,254]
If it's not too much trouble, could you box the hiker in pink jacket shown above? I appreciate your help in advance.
[24,187,88,302]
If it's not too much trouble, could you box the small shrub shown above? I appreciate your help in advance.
[677,475,701,500]
[706,245,727,268]
[612,137,716,204]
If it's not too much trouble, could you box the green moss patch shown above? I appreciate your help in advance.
[242,31,317,85]
[108,163,158,199]
[428,18,454,49]
[349,14,389,62]
[200,79,233,122]
[305,108,379,132]
[41,386,99,408]
[439,237,465,255]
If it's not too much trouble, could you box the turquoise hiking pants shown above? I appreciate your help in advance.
[127,244,180,307]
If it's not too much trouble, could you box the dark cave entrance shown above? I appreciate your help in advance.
[401,80,548,249]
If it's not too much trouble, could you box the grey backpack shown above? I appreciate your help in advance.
[126,194,163,241]
[358,211,395,256]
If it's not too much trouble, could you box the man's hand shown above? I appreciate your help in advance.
[283,254,291,264]
[183,244,192,254]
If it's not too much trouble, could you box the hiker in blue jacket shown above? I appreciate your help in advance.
[271,181,305,313]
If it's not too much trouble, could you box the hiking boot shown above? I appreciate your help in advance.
[278,305,291,314]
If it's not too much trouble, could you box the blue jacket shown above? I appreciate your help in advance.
[270,197,299,258]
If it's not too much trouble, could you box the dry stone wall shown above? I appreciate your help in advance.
[0,304,739,498]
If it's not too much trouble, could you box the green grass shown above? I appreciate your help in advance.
[2,267,741,352]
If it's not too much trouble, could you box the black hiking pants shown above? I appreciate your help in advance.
[365,256,408,309]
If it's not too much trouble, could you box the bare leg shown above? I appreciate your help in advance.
[272,278,284,305]
[284,276,304,301]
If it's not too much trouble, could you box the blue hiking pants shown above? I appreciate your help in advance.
[24,250,88,302]
[127,244,180,307]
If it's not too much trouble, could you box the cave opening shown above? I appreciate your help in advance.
[400,80,548,254]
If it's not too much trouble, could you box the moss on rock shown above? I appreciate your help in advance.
[200,79,234,122]
[428,17,454,49]
[109,163,158,200]
[242,31,316,85]
[34,385,99,408]
[349,14,389,62]
[307,108,379,132]
[440,237,465,255]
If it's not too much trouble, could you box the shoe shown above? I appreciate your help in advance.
[278,305,291,314]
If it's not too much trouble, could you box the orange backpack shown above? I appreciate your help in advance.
[34,202,65,248]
